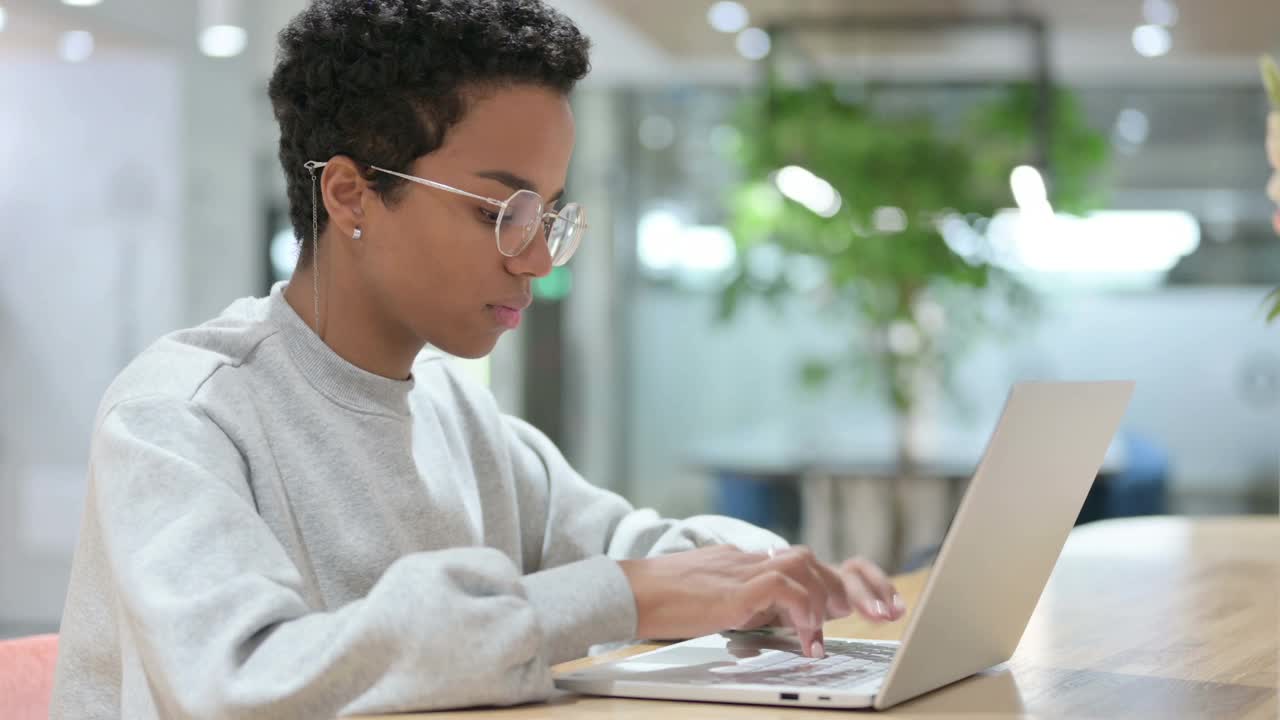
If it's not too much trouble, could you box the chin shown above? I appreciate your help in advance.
[434,334,501,360]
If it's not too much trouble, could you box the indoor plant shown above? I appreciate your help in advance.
[720,79,1109,469]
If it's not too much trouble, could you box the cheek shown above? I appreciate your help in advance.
[358,210,438,307]
[372,206,493,307]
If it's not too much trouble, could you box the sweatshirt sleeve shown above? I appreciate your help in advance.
[503,416,789,570]
[82,396,633,718]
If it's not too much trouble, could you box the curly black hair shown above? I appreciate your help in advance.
[268,0,591,261]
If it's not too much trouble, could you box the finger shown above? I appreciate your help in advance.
[771,547,829,633]
[835,568,886,621]
[742,571,824,658]
[841,557,904,620]
[841,557,899,606]
[811,561,854,618]
[737,607,782,630]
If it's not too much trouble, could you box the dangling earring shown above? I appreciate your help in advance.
[304,161,322,332]
[352,227,363,241]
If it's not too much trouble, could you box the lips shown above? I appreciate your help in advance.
[487,294,531,330]
[491,305,522,329]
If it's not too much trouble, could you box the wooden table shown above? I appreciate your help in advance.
[366,516,1278,719]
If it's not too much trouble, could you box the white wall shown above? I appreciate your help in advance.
[0,34,265,632]
[0,56,183,629]
[180,53,263,326]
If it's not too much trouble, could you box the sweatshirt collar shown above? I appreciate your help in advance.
[267,282,414,418]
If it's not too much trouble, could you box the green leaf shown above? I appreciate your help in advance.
[716,274,746,322]
[718,78,1110,413]
[1266,287,1280,323]
[1261,54,1280,109]
[799,360,834,389]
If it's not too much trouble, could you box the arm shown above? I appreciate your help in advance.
[87,398,634,718]
[502,415,905,655]
[502,415,788,570]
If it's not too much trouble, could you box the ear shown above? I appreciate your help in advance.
[318,156,368,239]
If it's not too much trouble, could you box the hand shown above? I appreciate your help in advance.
[617,545,905,659]
[735,554,907,637]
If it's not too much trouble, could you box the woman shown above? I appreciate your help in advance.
[51,1,903,717]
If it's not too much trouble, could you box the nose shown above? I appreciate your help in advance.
[504,221,553,278]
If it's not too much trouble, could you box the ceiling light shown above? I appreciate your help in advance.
[707,1,749,34]
[1132,24,1171,58]
[735,27,771,61]
[61,0,103,6]
[199,24,247,58]
[198,0,247,58]
[58,30,94,62]
[0,7,7,33]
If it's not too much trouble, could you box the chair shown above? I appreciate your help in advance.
[0,634,59,720]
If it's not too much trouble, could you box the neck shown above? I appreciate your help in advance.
[283,258,422,381]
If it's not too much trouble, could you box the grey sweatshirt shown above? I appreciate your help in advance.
[50,283,784,719]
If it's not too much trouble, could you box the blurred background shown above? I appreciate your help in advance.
[2,0,1278,639]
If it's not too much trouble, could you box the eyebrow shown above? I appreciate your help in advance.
[474,169,565,203]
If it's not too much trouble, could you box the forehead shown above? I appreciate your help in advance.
[425,84,576,192]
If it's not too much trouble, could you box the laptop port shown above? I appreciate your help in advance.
[779,693,799,701]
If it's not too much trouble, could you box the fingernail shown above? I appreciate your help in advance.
[874,600,888,618]
[893,594,906,613]
[810,640,825,659]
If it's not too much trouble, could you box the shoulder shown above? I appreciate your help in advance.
[97,294,277,423]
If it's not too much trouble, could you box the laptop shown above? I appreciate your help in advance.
[555,380,1135,710]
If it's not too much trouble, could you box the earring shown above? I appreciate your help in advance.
[307,163,322,331]
[352,227,363,241]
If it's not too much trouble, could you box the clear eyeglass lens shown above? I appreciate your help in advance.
[495,191,585,265]
[497,189,543,256]
[550,204,584,266]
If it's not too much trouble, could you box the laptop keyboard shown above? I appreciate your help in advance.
[701,640,895,689]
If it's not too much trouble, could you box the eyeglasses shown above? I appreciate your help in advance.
[303,160,586,266]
